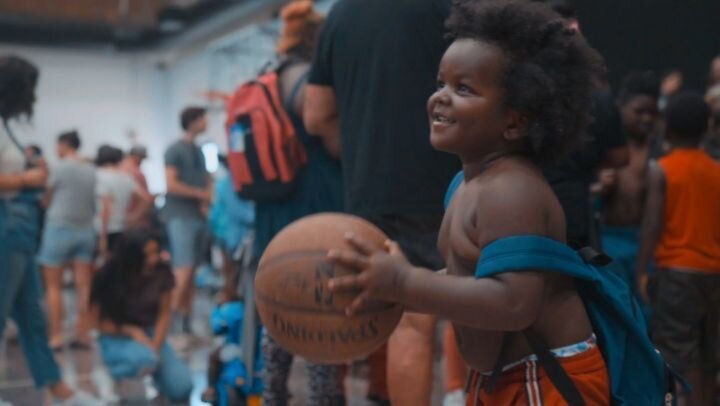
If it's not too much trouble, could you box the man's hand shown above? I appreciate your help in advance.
[128,326,155,350]
[327,234,413,316]
[21,167,48,188]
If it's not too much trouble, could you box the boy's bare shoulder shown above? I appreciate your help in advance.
[464,163,562,248]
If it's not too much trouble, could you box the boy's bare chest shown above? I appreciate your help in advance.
[439,201,481,277]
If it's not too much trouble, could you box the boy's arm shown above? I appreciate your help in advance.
[635,161,665,301]
[329,182,547,332]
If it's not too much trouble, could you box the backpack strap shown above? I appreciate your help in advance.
[286,70,310,112]
[475,235,595,281]
[524,330,586,406]
[444,171,464,209]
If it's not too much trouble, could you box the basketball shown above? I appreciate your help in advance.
[255,213,404,364]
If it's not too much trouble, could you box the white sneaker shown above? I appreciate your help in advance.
[442,389,466,406]
[53,390,102,406]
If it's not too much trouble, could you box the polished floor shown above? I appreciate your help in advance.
[0,285,445,405]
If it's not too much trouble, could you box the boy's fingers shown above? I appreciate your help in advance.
[345,233,376,255]
[385,240,401,255]
[347,291,372,316]
[327,249,369,270]
[327,274,363,292]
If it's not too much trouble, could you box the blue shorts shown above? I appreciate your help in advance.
[166,217,206,268]
[37,223,96,267]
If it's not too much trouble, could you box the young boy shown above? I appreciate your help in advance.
[326,1,609,404]
[635,92,720,406]
[597,72,659,294]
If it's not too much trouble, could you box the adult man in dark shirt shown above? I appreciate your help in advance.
[535,0,629,248]
[304,0,460,403]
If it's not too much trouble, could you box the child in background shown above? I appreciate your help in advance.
[636,92,720,406]
[597,72,659,296]
[90,230,193,403]
[327,1,611,403]
[208,155,254,303]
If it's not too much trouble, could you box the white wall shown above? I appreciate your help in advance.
[0,0,337,193]
[0,44,173,193]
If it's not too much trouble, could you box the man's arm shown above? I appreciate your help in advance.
[635,161,665,301]
[165,166,209,201]
[304,84,342,157]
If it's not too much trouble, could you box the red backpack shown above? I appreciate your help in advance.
[224,68,307,201]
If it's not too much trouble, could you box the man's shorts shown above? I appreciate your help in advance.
[166,217,206,268]
[650,268,720,373]
[37,223,96,266]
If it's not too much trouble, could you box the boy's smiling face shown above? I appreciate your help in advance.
[428,38,517,160]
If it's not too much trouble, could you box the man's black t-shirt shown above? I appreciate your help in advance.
[543,90,627,248]
[308,0,461,217]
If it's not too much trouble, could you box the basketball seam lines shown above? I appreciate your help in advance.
[255,291,400,316]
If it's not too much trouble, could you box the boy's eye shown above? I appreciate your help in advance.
[436,80,446,90]
[457,84,473,95]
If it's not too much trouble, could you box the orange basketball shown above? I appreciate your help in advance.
[255,213,403,364]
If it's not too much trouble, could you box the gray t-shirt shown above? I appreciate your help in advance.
[96,168,138,233]
[164,140,208,219]
[46,159,97,229]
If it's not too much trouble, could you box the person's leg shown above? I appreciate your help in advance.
[650,270,706,405]
[306,362,346,405]
[98,335,159,380]
[72,260,94,345]
[367,345,388,402]
[37,224,73,349]
[167,218,198,329]
[388,312,437,405]
[262,330,294,406]
[443,323,467,401]
[202,348,223,401]
[152,341,193,402]
[375,215,444,406]
[42,265,65,349]
[8,249,63,388]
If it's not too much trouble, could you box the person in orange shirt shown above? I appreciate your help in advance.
[636,91,720,406]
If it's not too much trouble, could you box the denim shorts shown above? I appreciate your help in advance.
[37,223,96,267]
[166,217,207,268]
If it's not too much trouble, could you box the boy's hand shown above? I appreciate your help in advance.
[327,233,413,316]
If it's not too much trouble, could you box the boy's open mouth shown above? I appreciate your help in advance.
[432,113,456,125]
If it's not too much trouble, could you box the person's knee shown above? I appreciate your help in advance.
[162,370,193,402]
[395,312,437,340]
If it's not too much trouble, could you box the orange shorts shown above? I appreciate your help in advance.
[466,345,609,406]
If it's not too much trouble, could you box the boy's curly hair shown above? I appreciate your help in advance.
[446,0,604,163]
[618,71,659,105]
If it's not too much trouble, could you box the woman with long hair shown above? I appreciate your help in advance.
[90,230,193,402]
[0,55,98,405]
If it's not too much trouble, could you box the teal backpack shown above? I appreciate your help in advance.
[445,172,675,405]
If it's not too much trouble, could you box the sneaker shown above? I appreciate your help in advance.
[442,389,466,406]
[53,390,102,406]
[0,398,13,406]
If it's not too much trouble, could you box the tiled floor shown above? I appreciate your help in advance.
[0,286,446,405]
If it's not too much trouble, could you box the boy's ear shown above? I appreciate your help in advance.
[504,110,528,141]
